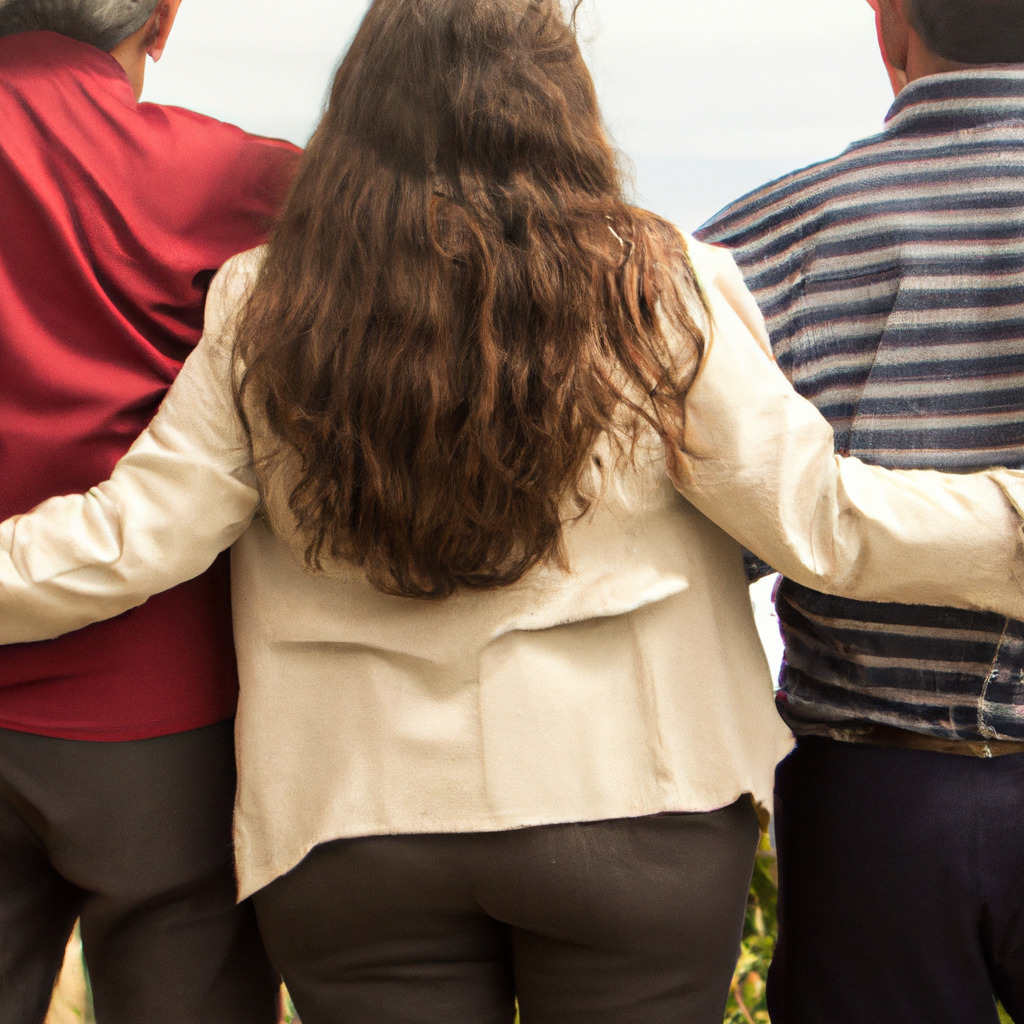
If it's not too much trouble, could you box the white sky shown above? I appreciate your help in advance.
[144,0,897,229]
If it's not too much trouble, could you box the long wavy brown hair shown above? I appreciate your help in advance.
[234,0,708,598]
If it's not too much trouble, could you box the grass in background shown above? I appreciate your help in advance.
[725,831,776,1024]
[45,925,91,1024]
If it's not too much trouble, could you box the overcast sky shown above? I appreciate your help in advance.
[143,0,897,230]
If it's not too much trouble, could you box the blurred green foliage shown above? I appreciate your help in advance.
[724,832,776,1024]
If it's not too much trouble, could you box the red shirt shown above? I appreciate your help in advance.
[0,31,300,739]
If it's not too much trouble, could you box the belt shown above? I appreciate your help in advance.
[852,724,1024,758]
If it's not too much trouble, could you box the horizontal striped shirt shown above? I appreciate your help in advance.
[696,69,1024,743]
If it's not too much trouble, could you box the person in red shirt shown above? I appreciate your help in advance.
[0,2,299,1021]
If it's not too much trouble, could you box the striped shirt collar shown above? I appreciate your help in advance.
[885,67,1024,134]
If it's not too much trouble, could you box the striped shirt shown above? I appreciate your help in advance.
[696,69,1024,743]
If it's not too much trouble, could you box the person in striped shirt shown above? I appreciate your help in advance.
[697,1,1024,1022]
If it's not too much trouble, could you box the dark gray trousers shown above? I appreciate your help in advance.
[0,721,279,1024]
[254,797,760,1024]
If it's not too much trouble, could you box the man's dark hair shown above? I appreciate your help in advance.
[906,0,1024,63]
[0,0,159,51]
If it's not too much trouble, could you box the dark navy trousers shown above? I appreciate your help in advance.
[768,737,1024,1024]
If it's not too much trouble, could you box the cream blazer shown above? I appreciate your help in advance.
[3,238,1024,898]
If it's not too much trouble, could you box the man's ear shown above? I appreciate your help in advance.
[145,0,183,63]
[866,0,908,93]
[874,0,911,76]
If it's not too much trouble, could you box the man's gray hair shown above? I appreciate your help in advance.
[0,0,161,51]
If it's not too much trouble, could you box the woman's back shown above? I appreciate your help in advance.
[227,239,791,894]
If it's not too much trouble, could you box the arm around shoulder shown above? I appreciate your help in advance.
[676,237,1024,621]
[0,254,264,643]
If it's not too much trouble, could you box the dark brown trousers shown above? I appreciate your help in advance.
[254,797,760,1024]
[0,721,279,1024]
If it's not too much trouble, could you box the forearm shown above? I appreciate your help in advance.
[678,390,1024,618]
[0,446,257,642]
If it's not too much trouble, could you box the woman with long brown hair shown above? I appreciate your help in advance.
[3,0,1024,1021]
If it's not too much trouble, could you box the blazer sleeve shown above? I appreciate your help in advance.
[0,254,261,643]
[677,237,1024,620]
